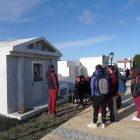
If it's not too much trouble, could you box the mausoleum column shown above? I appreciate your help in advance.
[17,57,25,112]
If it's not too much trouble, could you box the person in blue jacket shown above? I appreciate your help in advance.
[87,64,109,128]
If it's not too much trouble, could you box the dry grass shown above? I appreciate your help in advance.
[0,102,91,140]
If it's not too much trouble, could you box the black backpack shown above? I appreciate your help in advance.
[133,76,140,98]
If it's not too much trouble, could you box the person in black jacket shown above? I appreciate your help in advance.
[73,76,84,107]
[73,76,81,104]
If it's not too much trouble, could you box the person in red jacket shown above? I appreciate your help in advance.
[46,64,59,118]
[107,65,118,122]
[131,68,140,121]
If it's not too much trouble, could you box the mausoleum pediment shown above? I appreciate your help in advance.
[26,40,55,52]
[0,36,62,57]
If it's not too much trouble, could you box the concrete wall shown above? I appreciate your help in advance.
[58,61,81,81]
[7,56,18,113]
[118,62,124,72]
[6,54,57,113]
[0,51,8,114]
[126,62,131,69]
[58,61,69,77]
[80,56,103,76]
[58,56,109,81]
[118,61,131,75]
[23,57,55,109]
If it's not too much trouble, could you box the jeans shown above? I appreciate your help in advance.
[108,96,118,122]
[92,96,107,124]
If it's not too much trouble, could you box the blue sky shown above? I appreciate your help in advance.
[0,0,140,62]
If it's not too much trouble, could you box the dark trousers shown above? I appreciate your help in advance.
[78,93,83,105]
[92,96,107,124]
[117,96,122,109]
[107,96,115,122]
[72,92,79,104]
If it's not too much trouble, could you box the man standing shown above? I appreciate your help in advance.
[46,64,59,118]
[107,65,118,122]
[88,65,109,128]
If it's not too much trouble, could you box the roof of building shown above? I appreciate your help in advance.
[0,36,62,57]
[0,37,38,48]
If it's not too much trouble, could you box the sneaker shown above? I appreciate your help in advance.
[98,113,102,117]
[51,113,57,118]
[132,116,140,122]
[87,123,97,128]
[79,105,84,109]
[48,112,51,115]
[102,123,106,128]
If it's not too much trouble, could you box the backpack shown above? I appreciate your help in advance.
[133,76,140,98]
[96,75,109,94]
[118,79,126,95]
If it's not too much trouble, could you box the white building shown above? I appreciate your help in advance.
[117,58,131,75]
[0,36,62,120]
[58,61,80,81]
[58,55,109,81]
[80,55,109,76]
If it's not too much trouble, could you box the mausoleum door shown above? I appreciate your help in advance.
[32,62,44,105]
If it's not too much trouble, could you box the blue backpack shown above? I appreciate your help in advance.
[118,79,126,95]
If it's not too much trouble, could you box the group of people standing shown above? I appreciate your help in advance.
[45,63,140,126]
[73,76,91,107]
[87,64,140,129]
[88,64,121,128]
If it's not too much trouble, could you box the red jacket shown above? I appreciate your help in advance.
[46,71,59,89]
[110,72,118,97]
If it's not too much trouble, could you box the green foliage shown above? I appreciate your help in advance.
[0,135,10,140]
[133,54,140,68]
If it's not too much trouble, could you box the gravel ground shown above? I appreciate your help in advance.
[0,102,91,140]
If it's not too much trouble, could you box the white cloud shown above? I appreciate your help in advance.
[0,0,43,22]
[136,16,140,21]
[55,34,117,49]
[46,8,55,16]
[79,9,96,25]
[68,3,77,8]
[57,3,64,7]
[118,18,128,25]
[94,0,107,10]
[123,0,135,10]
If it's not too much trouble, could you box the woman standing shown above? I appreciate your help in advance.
[46,64,59,118]
[131,68,140,121]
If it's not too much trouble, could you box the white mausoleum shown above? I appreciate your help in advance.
[80,55,109,76]
[0,37,62,120]
[58,55,109,82]
[58,61,80,81]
